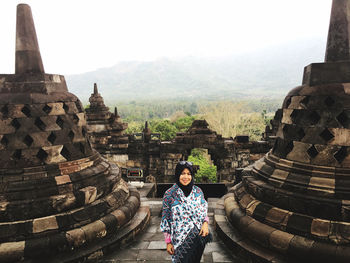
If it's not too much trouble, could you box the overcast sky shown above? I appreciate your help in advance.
[0,0,332,75]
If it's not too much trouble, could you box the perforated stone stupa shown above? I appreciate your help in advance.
[223,0,350,262]
[0,4,144,262]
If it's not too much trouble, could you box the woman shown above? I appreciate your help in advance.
[160,161,211,263]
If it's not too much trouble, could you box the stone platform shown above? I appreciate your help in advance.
[99,197,242,263]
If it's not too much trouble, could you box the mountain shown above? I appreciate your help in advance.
[65,36,327,104]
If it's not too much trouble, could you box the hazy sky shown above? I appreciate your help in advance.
[0,0,332,75]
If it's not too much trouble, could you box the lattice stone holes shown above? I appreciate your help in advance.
[336,111,349,128]
[282,125,305,142]
[48,132,56,144]
[320,128,334,143]
[1,105,9,118]
[42,104,52,114]
[309,111,321,125]
[11,118,21,130]
[1,135,9,147]
[36,148,48,162]
[285,97,292,108]
[23,135,34,147]
[12,149,22,160]
[290,110,299,122]
[282,124,289,134]
[72,114,79,124]
[75,101,83,112]
[334,146,348,164]
[285,141,294,156]
[300,96,310,108]
[60,146,70,160]
[63,103,69,113]
[34,117,46,131]
[82,127,87,137]
[307,145,319,158]
[56,116,64,129]
[21,105,31,117]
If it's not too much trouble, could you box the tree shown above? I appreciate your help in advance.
[173,116,196,132]
[125,121,144,134]
[199,101,269,141]
[188,148,217,183]
[150,120,177,140]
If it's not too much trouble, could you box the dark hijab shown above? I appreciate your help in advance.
[175,161,194,197]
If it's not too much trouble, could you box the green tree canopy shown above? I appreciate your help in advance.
[150,120,178,141]
[188,148,217,183]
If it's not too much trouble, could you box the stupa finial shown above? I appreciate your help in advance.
[94,83,98,94]
[114,106,118,116]
[325,0,350,62]
[15,4,44,74]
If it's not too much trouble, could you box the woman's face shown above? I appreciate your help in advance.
[179,168,192,186]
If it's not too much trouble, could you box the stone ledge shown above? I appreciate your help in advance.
[0,180,131,242]
[232,182,350,245]
[218,192,350,263]
[302,62,350,86]
[50,203,150,263]
[0,187,142,262]
[214,195,292,263]
[0,163,122,223]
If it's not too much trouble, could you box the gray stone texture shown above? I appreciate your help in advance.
[86,100,273,184]
[0,4,143,262]
[15,4,44,74]
[223,0,350,262]
[325,0,350,62]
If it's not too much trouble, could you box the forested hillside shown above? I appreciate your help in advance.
[118,99,278,141]
[67,36,326,104]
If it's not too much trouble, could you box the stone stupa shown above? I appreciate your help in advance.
[223,0,350,262]
[0,4,147,262]
[85,83,128,151]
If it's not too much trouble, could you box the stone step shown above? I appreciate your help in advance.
[101,199,237,263]
[49,203,151,263]
[208,197,219,213]
[213,195,291,263]
[141,198,163,216]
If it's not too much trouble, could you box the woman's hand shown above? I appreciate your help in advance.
[166,243,174,255]
[199,221,209,237]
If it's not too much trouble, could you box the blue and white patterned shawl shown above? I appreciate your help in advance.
[160,184,208,249]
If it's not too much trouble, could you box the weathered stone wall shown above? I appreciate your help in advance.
[86,113,272,183]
